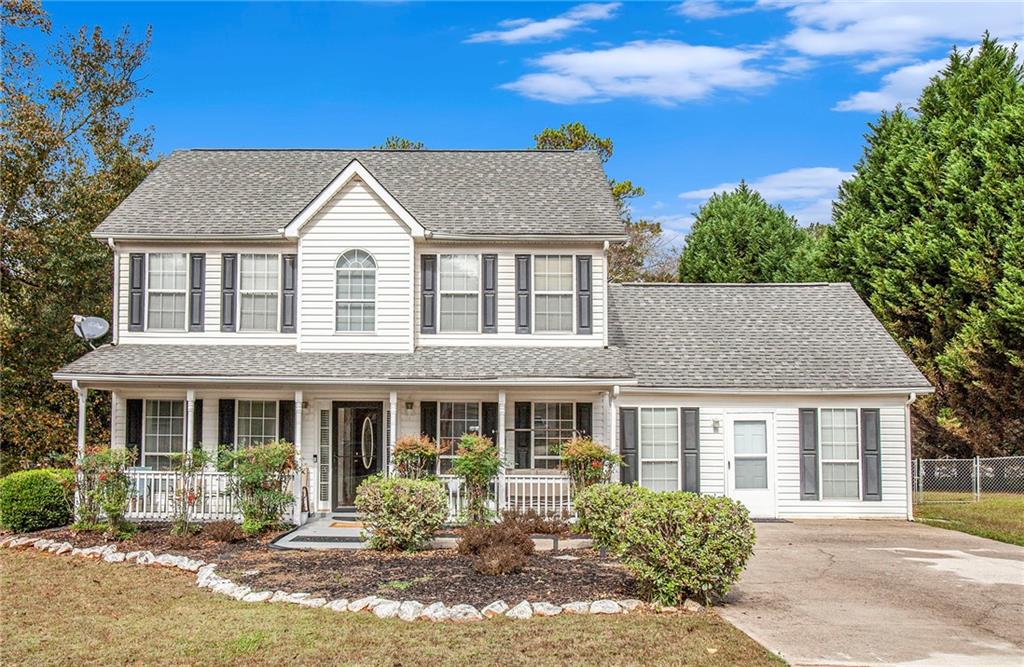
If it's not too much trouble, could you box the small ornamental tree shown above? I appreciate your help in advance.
[559,437,623,490]
[220,440,295,535]
[77,448,136,538]
[450,434,502,525]
[169,449,211,537]
[394,434,441,479]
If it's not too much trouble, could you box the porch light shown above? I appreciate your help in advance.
[712,419,721,433]
[404,401,414,415]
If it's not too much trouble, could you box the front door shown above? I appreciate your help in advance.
[726,414,776,518]
[333,402,383,509]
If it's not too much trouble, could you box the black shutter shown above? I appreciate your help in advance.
[218,399,236,446]
[576,255,593,335]
[421,255,437,334]
[128,253,145,331]
[192,399,204,450]
[279,400,295,443]
[481,254,498,334]
[619,407,638,485]
[861,409,882,501]
[280,254,297,333]
[126,399,143,465]
[681,408,700,493]
[515,254,531,334]
[481,402,498,442]
[188,253,205,332]
[799,408,819,500]
[514,402,531,469]
[221,254,237,332]
[575,402,593,437]
[420,401,438,440]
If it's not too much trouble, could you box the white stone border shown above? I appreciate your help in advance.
[1,534,703,621]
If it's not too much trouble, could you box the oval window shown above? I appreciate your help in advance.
[360,416,375,469]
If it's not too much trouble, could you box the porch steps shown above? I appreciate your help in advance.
[272,515,370,550]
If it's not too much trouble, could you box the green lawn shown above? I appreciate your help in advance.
[0,549,782,666]
[914,493,1024,546]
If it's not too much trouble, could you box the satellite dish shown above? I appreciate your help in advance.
[72,315,110,349]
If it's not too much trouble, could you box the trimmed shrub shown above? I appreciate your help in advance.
[0,469,74,532]
[356,475,447,551]
[393,434,441,479]
[220,440,295,536]
[617,492,755,606]
[450,434,502,525]
[458,515,534,575]
[559,437,623,489]
[573,483,654,549]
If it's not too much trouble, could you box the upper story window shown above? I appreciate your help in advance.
[336,250,376,333]
[820,408,860,499]
[534,255,574,333]
[439,254,479,333]
[147,253,187,331]
[239,254,279,332]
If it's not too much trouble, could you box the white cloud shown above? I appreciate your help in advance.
[501,40,775,105]
[467,3,620,44]
[834,58,946,112]
[679,166,852,225]
[673,0,751,19]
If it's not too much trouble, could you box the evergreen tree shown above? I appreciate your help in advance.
[823,35,1024,456]
[678,183,819,283]
[374,136,424,150]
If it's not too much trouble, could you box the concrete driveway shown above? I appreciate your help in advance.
[719,520,1024,667]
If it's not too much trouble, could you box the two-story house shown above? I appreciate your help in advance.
[55,149,932,522]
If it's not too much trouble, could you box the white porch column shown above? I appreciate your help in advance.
[388,391,398,475]
[73,381,87,517]
[185,390,196,453]
[496,390,507,510]
[609,386,620,481]
[293,390,304,525]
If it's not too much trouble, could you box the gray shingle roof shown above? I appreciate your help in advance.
[607,282,931,390]
[54,345,634,382]
[93,149,624,238]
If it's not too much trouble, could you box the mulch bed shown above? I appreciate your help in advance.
[33,524,638,607]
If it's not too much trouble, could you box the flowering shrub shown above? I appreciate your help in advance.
[169,449,211,537]
[450,434,502,525]
[76,448,136,538]
[559,437,623,489]
[219,440,295,535]
[355,475,447,551]
[0,468,75,532]
[393,434,441,479]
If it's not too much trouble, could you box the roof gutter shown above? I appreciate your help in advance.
[619,385,935,395]
[53,372,638,387]
[90,232,287,242]
[91,231,628,243]
[425,233,628,243]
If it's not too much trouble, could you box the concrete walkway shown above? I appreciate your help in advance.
[720,520,1024,667]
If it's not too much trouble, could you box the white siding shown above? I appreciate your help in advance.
[298,177,414,353]
[414,244,606,347]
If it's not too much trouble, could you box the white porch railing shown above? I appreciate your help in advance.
[440,472,573,524]
[126,469,239,522]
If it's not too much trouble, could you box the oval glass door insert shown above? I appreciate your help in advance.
[360,416,375,469]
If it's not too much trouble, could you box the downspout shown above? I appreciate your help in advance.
[108,238,118,345]
[905,392,918,522]
[602,241,610,348]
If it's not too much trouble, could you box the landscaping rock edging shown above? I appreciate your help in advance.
[0,534,696,622]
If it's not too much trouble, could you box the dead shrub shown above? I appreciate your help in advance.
[203,520,245,543]
[474,543,530,576]
[500,508,570,536]
[457,516,534,576]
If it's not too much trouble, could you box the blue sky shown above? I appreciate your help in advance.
[35,1,1023,243]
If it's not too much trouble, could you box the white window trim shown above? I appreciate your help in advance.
[437,401,482,473]
[438,253,481,334]
[637,407,681,491]
[532,254,576,335]
[237,252,281,333]
[141,398,186,469]
[145,252,188,332]
[234,399,279,448]
[530,401,576,469]
[818,407,863,501]
[334,249,378,335]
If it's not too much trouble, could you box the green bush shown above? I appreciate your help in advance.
[0,469,74,532]
[559,437,623,489]
[76,448,136,538]
[450,434,502,525]
[355,475,447,551]
[573,482,654,549]
[617,492,755,606]
[219,440,296,536]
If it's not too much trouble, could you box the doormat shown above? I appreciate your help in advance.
[330,521,364,529]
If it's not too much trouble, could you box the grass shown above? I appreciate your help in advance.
[0,550,782,667]
[914,493,1024,546]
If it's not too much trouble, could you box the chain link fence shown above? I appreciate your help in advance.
[913,455,1024,503]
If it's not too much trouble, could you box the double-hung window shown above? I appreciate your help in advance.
[239,254,279,332]
[146,253,187,330]
[820,408,860,499]
[532,402,574,469]
[236,400,278,446]
[439,254,479,333]
[639,407,679,491]
[143,400,185,470]
[534,255,574,333]
[438,402,480,474]
[336,249,376,332]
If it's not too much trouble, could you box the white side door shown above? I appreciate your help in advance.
[726,413,776,518]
